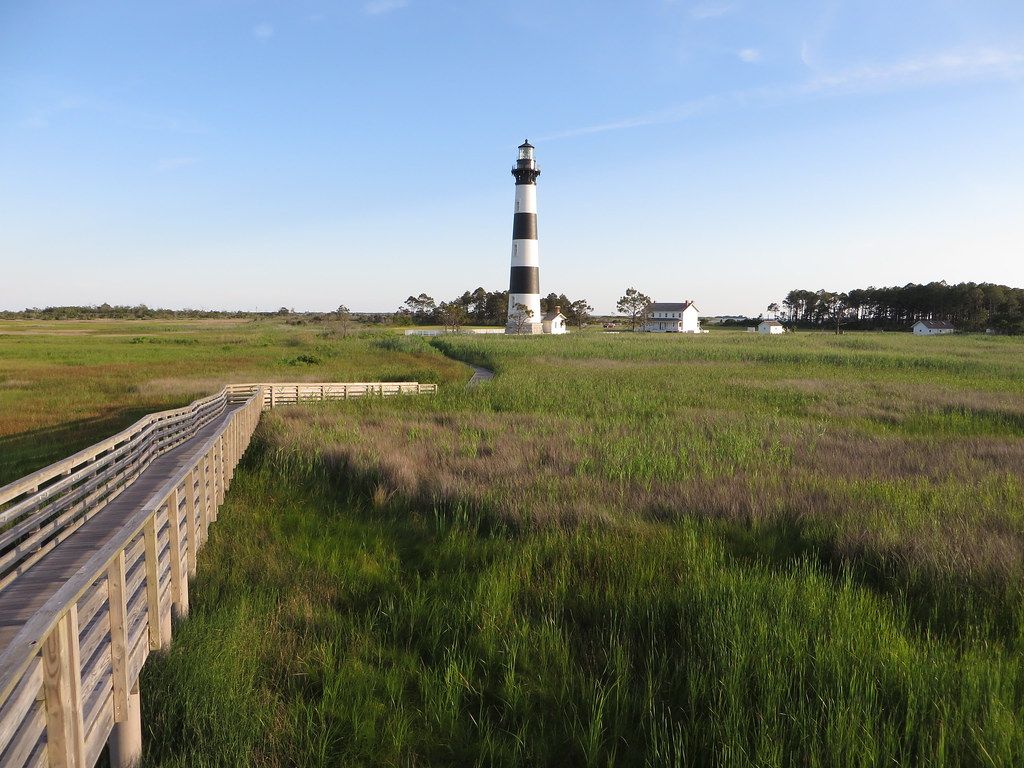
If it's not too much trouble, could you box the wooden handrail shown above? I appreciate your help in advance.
[0,381,436,768]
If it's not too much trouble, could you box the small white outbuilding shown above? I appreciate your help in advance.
[757,320,784,334]
[542,306,568,335]
[912,320,954,335]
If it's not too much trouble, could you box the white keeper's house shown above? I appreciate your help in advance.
[912,320,955,335]
[643,301,701,333]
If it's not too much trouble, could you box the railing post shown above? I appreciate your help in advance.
[269,386,275,409]
[215,436,224,510]
[107,550,129,722]
[143,515,165,650]
[106,546,143,767]
[228,418,237,484]
[42,606,86,768]
[211,444,220,518]
[185,468,198,576]
[201,453,212,538]
[108,681,142,768]
[167,488,188,619]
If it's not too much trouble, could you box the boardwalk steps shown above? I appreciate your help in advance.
[0,381,436,768]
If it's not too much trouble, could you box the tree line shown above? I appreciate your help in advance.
[398,288,593,328]
[0,304,253,320]
[775,282,1024,334]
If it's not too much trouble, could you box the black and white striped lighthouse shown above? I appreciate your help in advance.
[506,140,542,333]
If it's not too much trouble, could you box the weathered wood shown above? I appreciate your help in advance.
[142,517,163,651]
[212,442,222,514]
[184,468,198,577]
[106,550,129,723]
[77,605,110,675]
[0,657,41,754]
[83,693,113,768]
[0,397,229,589]
[1,701,45,768]
[166,488,187,619]
[42,606,85,768]
[200,455,211,541]
[0,383,434,768]
[78,634,111,725]
[0,391,226,510]
[107,679,140,768]
[220,436,228,507]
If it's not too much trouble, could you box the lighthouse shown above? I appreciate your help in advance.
[506,140,543,334]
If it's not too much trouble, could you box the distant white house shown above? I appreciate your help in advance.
[757,320,785,335]
[643,301,701,333]
[542,306,568,335]
[705,315,747,325]
[912,320,954,335]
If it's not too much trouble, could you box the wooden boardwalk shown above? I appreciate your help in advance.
[0,381,436,768]
[0,403,243,654]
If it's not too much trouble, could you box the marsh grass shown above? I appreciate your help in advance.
[140,427,1024,766]
[137,330,1024,766]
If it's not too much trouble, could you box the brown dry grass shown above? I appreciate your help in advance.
[265,403,1024,583]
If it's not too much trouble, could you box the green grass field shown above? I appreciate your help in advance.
[0,319,464,484]
[3,321,1024,766]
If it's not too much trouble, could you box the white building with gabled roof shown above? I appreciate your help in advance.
[643,301,700,333]
[542,305,568,334]
[912,320,954,335]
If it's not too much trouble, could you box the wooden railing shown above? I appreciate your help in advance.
[226,381,437,409]
[0,381,435,768]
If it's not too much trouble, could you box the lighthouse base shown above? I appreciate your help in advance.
[504,322,545,335]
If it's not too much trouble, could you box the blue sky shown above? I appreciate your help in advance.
[1,1,1022,315]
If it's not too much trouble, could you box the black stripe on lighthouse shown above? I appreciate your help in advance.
[512,213,538,240]
[509,266,540,295]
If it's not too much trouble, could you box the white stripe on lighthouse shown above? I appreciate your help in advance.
[511,239,539,268]
[508,293,542,322]
[514,184,537,213]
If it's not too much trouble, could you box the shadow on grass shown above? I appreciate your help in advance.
[717,515,1021,648]
[0,407,155,487]
[300,427,1024,650]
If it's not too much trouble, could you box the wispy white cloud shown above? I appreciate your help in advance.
[541,96,724,140]
[799,0,842,70]
[689,3,734,20]
[252,22,274,40]
[156,156,198,172]
[738,48,761,63]
[543,47,1024,140]
[365,0,408,15]
[803,48,1024,92]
